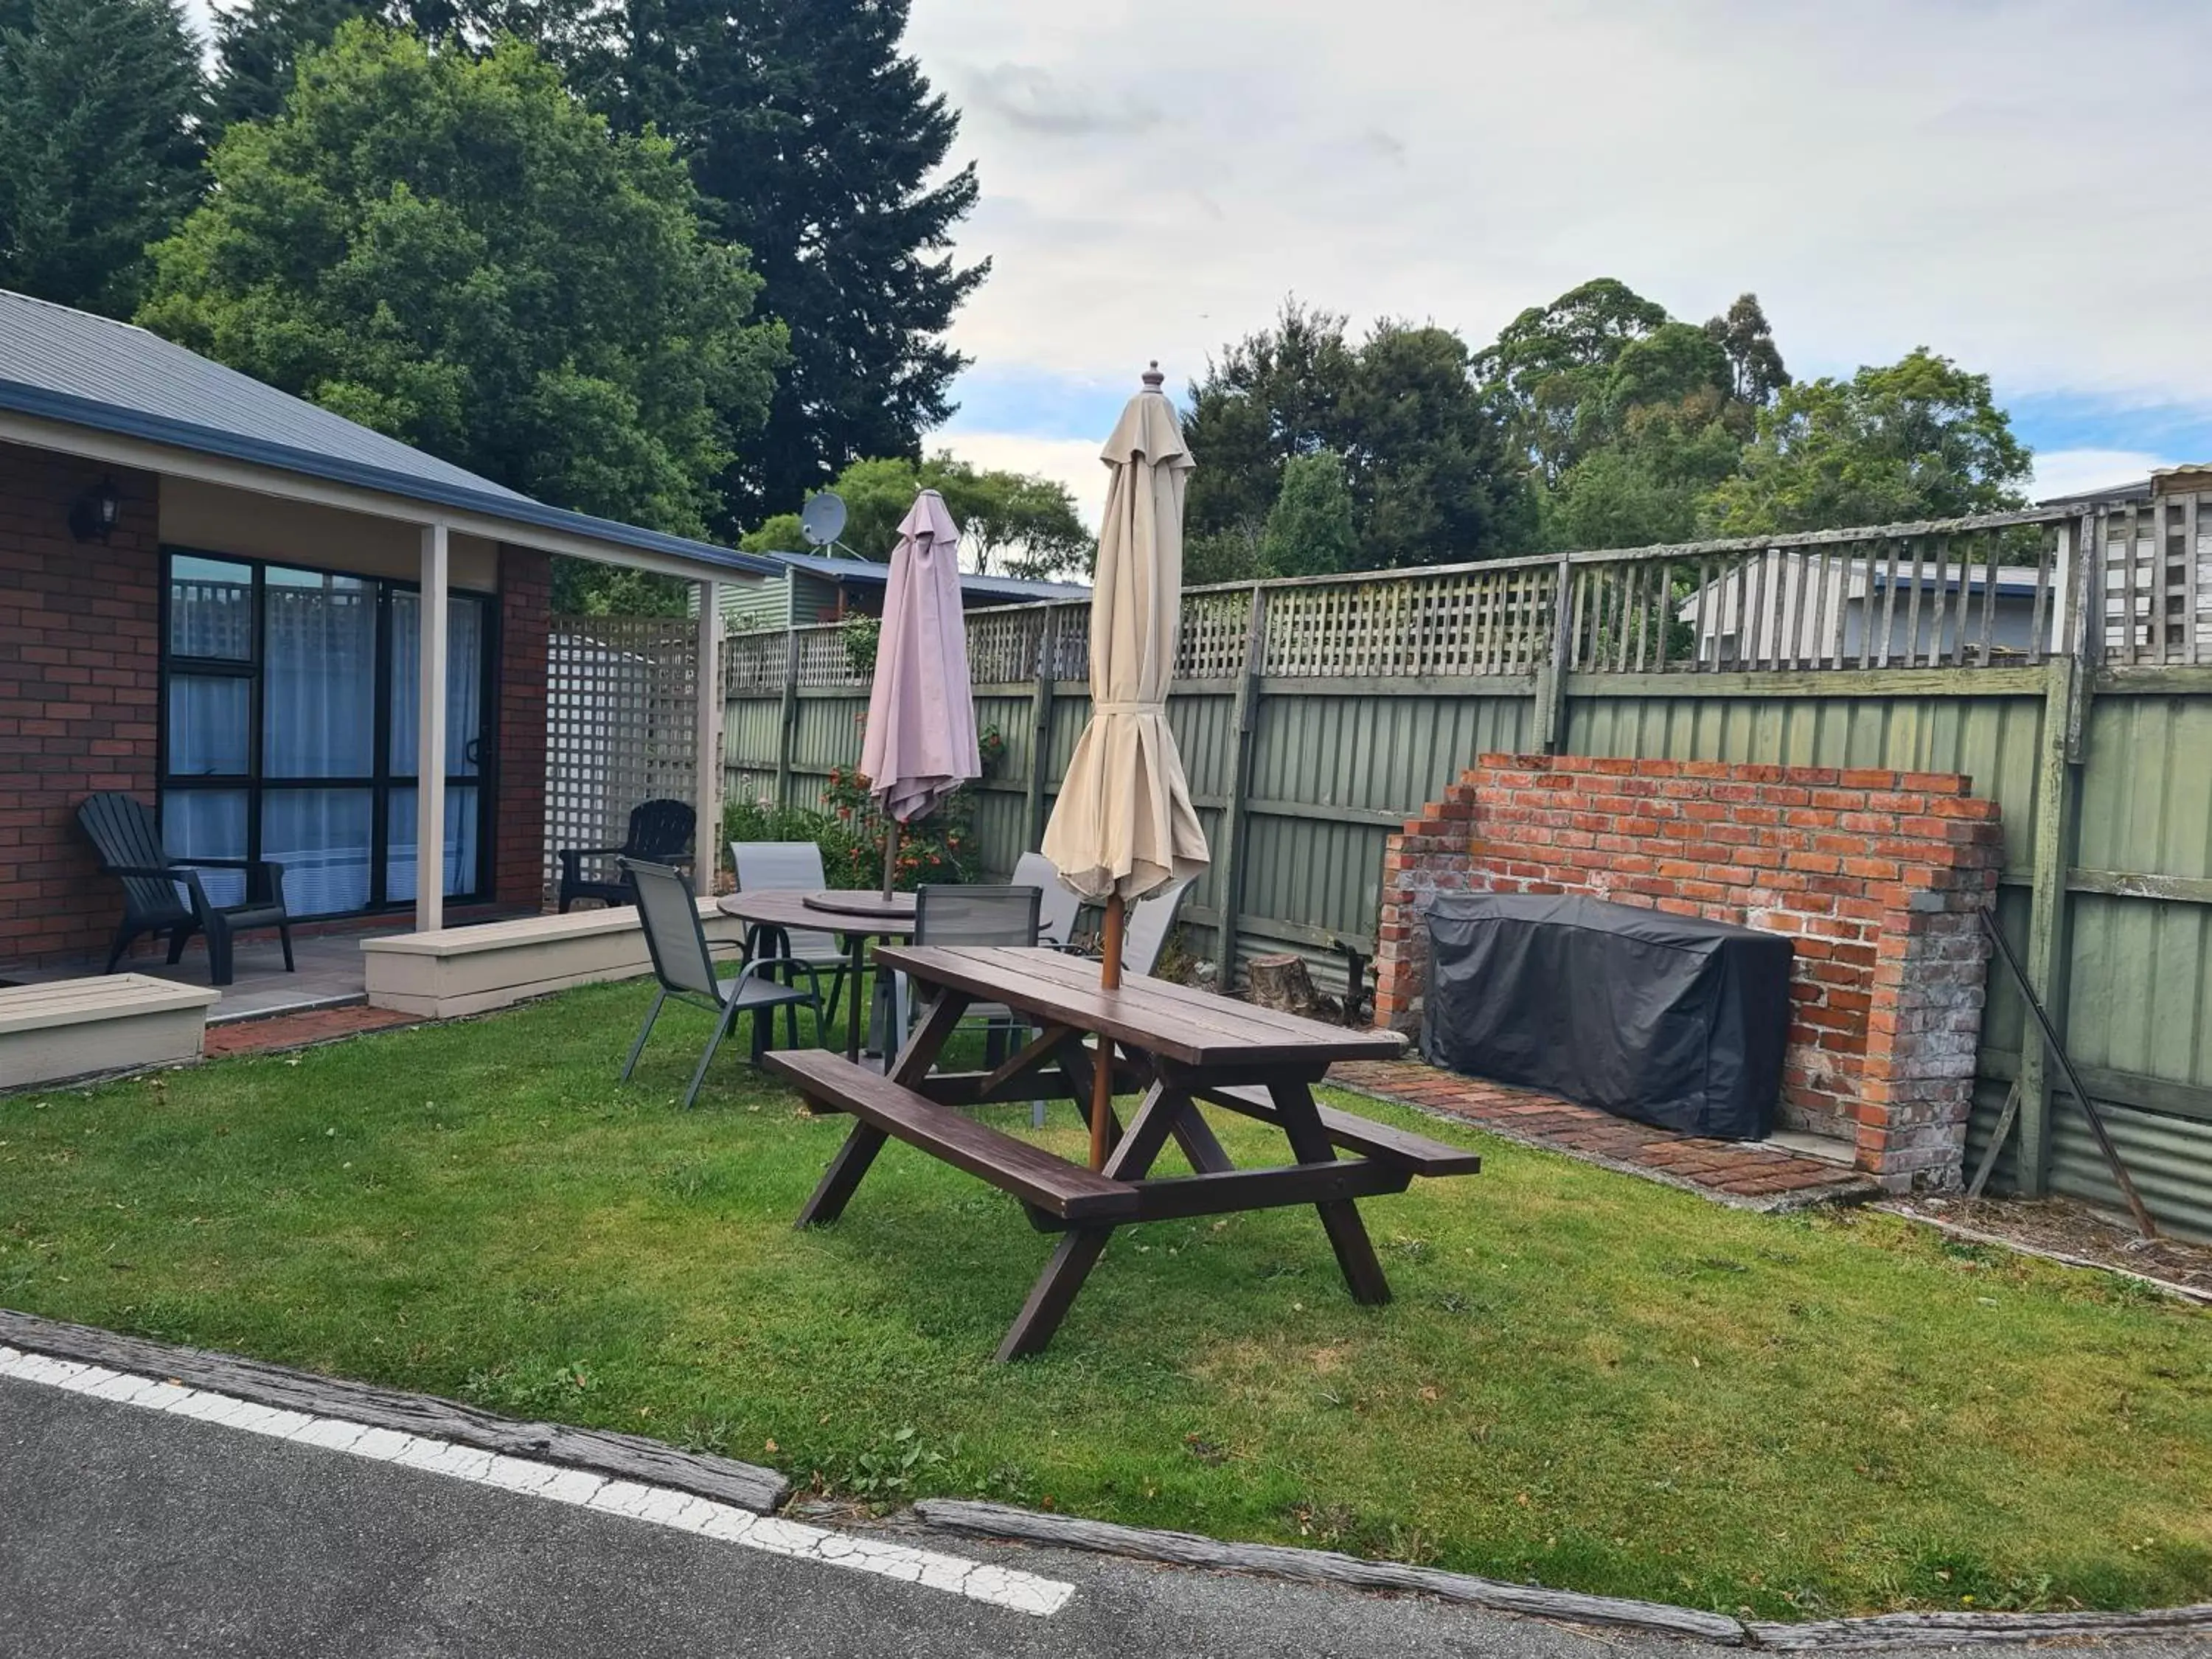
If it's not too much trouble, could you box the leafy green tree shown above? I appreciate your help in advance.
[1184,301,1531,574]
[741,453,1089,581]
[1259,451,1357,578]
[142,22,785,613]
[1702,348,2031,535]
[576,0,986,522]
[1475,277,1669,484]
[0,0,207,317]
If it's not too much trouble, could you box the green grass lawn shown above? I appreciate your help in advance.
[1,981,2207,1621]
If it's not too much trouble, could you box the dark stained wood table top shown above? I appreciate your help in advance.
[717,889,917,937]
[873,945,1407,1068]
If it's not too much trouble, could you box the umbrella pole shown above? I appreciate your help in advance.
[1090,894,1125,1171]
[882,818,900,898]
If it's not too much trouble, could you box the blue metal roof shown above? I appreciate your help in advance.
[761,547,1089,602]
[0,288,779,577]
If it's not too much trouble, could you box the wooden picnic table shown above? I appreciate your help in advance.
[764,945,1481,1360]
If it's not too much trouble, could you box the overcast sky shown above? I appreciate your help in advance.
[185,1,2212,528]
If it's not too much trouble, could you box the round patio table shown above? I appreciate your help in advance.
[717,890,915,1065]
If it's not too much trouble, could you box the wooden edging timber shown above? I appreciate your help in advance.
[1743,1604,2212,1649]
[912,1499,2212,1649]
[909,1498,1748,1643]
[0,1307,788,1514]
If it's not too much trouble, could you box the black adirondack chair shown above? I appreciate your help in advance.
[557,798,695,912]
[75,793,293,987]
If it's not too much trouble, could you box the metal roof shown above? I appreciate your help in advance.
[0,288,779,577]
[760,547,1089,602]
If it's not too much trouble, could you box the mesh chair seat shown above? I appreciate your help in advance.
[731,839,855,1038]
[619,857,823,1108]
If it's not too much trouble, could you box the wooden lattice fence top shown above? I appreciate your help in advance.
[546,617,698,893]
[716,494,2212,689]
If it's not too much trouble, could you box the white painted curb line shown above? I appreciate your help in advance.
[0,1343,1072,1618]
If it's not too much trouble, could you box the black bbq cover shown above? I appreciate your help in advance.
[1422,892,1792,1139]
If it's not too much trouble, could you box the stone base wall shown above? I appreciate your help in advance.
[1373,754,2004,1189]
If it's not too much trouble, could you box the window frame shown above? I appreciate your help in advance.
[156,545,502,916]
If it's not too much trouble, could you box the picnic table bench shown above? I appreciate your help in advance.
[765,945,1481,1360]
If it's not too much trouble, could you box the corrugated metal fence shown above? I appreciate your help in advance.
[718,498,2212,1237]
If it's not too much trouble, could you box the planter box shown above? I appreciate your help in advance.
[0,974,220,1088]
[363,901,745,1020]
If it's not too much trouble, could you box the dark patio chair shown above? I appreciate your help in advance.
[873,883,1043,1068]
[557,799,694,912]
[619,857,824,1109]
[75,792,293,987]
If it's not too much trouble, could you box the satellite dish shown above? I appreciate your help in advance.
[799,491,849,553]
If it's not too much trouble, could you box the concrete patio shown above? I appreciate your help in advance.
[7,930,401,1026]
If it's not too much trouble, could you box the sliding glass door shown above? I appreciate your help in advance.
[160,551,493,917]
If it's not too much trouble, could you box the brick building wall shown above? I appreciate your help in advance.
[1372,754,2005,1189]
[495,545,551,911]
[0,446,161,967]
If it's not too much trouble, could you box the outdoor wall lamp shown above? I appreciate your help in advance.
[68,476,123,543]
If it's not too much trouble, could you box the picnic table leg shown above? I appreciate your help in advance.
[844,932,866,1064]
[995,1079,1193,1361]
[796,1124,888,1228]
[797,989,970,1230]
[1269,1077,1391,1307]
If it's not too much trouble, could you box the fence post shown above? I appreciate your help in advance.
[1535,553,1575,751]
[1021,608,1059,850]
[773,627,800,810]
[1209,585,1268,988]
[693,584,723,883]
[2017,513,2098,1194]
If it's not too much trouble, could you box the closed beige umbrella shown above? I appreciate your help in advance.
[1043,362,1211,1166]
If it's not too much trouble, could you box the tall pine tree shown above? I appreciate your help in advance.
[0,0,206,318]
[209,0,382,128]
[575,1,986,524]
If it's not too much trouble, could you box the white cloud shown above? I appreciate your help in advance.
[909,0,2212,408]
[929,431,1111,529]
[2025,448,2173,502]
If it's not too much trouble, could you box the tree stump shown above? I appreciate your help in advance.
[1244,953,1341,1022]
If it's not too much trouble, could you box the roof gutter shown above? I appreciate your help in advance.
[0,378,779,580]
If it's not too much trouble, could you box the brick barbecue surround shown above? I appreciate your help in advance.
[1372,754,2005,1189]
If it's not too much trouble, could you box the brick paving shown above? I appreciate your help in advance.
[203,1006,419,1058]
[1331,1060,1882,1209]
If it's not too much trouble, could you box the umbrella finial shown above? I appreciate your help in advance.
[1141,360,1164,392]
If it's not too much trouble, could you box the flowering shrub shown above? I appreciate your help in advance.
[726,773,981,892]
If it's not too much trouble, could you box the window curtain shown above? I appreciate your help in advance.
[389,592,485,777]
[261,572,376,914]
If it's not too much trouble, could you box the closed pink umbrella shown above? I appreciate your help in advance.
[860,489,981,893]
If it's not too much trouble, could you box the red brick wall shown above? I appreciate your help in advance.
[494,545,551,911]
[1373,754,2004,1189]
[0,446,161,969]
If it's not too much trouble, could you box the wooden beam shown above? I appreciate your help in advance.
[693,581,722,886]
[1208,586,1268,988]
[772,631,799,809]
[1021,614,1057,849]
[415,521,449,932]
[2017,515,2093,1192]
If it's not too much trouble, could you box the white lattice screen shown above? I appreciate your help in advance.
[546,617,699,894]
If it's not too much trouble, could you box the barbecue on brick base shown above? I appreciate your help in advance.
[1371,754,2005,1190]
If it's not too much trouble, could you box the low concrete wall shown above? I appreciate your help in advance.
[363,900,745,1020]
[0,974,220,1088]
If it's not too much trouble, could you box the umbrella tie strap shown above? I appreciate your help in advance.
[1091,701,1165,716]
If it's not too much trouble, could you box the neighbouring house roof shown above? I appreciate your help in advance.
[0,288,780,577]
[754,547,1090,605]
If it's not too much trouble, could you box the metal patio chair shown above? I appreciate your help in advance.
[557,799,694,912]
[729,839,852,1040]
[1121,875,1195,978]
[873,883,1042,1066]
[1012,850,1084,949]
[75,792,293,987]
[619,857,824,1108]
